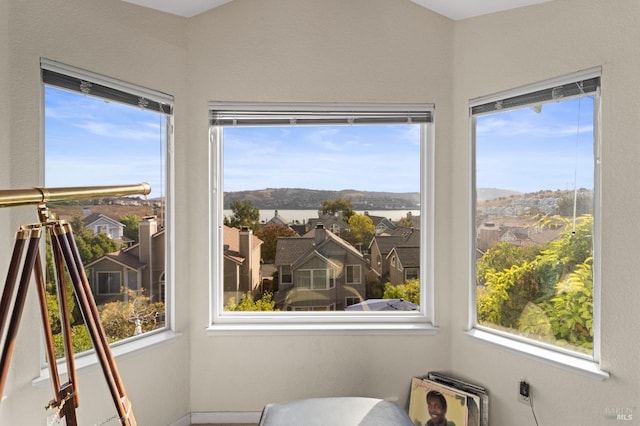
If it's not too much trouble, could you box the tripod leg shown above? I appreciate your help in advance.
[52,222,137,426]
[34,248,78,426]
[0,229,28,357]
[0,227,42,401]
[49,229,80,405]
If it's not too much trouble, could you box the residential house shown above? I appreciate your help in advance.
[364,212,397,235]
[307,214,350,236]
[368,227,420,284]
[86,216,165,305]
[265,209,289,227]
[223,225,264,304]
[82,212,126,241]
[274,223,373,310]
[387,246,420,285]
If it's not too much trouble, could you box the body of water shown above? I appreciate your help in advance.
[223,209,420,224]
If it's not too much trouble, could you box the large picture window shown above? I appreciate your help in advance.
[209,103,434,329]
[42,59,173,356]
[471,69,601,360]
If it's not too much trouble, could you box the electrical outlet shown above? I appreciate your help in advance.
[519,380,530,403]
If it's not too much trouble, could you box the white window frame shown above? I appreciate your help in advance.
[38,59,178,378]
[468,68,608,379]
[208,102,436,334]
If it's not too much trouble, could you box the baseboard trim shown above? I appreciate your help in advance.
[168,414,191,426]
[190,411,263,424]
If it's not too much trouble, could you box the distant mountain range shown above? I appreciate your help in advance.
[223,187,527,210]
[224,188,420,210]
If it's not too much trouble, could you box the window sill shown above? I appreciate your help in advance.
[33,329,182,387]
[466,328,609,380]
[207,321,439,336]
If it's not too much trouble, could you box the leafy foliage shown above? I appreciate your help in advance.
[476,214,594,351]
[225,292,278,311]
[556,191,593,217]
[52,324,93,359]
[383,279,420,305]
[120,214,141,242]
[344,214,376,249]
[224,200,260,231]
[255,223,297,262]
[99,288,164,341]
[320,198,355,221]
[69,215,120,264]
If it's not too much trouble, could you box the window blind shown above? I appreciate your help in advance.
[41,59,173,115]
[471,69,601,116]
[209,103,433,126]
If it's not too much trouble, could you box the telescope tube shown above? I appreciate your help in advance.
[0,183,152,208]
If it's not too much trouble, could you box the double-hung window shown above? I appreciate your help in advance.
[470,68,606,375]
[209,103,435,331]
[42,59,174,355]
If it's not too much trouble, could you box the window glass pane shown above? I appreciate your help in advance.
[346,265,361,284]
[474,94,596,356]
[297,270,311,289]
[98,272,120,294]
[220,120,424,313]
[312,269,327,289]
[44,83,169,357]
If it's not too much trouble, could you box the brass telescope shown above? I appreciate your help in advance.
[0,182,151,208]
[0,182,150,425]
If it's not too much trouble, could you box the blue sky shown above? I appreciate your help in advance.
[45,86,594,198]
[45,86,167,199]
[223,124,421,193]
[476,96,595,193]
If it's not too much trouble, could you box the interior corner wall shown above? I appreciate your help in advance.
[184,0,456,414]
[0,0,191,425]
[0,0,11,247]
[450,0,640,424]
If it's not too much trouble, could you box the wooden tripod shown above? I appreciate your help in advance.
[0,204,137,425]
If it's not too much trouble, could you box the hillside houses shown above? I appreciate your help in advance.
[476,218,563,253]
[273,223,376,310]
[82,212,126,241]
[222,208,424,310]
[223,225,264,304]
[369,227,420,285]
[86,216,165,305]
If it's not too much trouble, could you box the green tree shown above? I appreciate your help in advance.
[120,214,140,242]
[556,192,593,217]
[255,223,297,263]
[320,198,355,221]
[224,200,260,231]
[344,214,375,249]
[476,241,540,285]
[68,215,120,264]
[477,214,594,350]
[99,288,164,341]
[383,279,420,305]
[545,260,593,349]
[52,324,93,359]
[225,292,277,311]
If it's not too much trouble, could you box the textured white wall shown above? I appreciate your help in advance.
[185,0,454,414]
[0,0,191,425]
[2,0,639,424]
[451,0,640,424]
